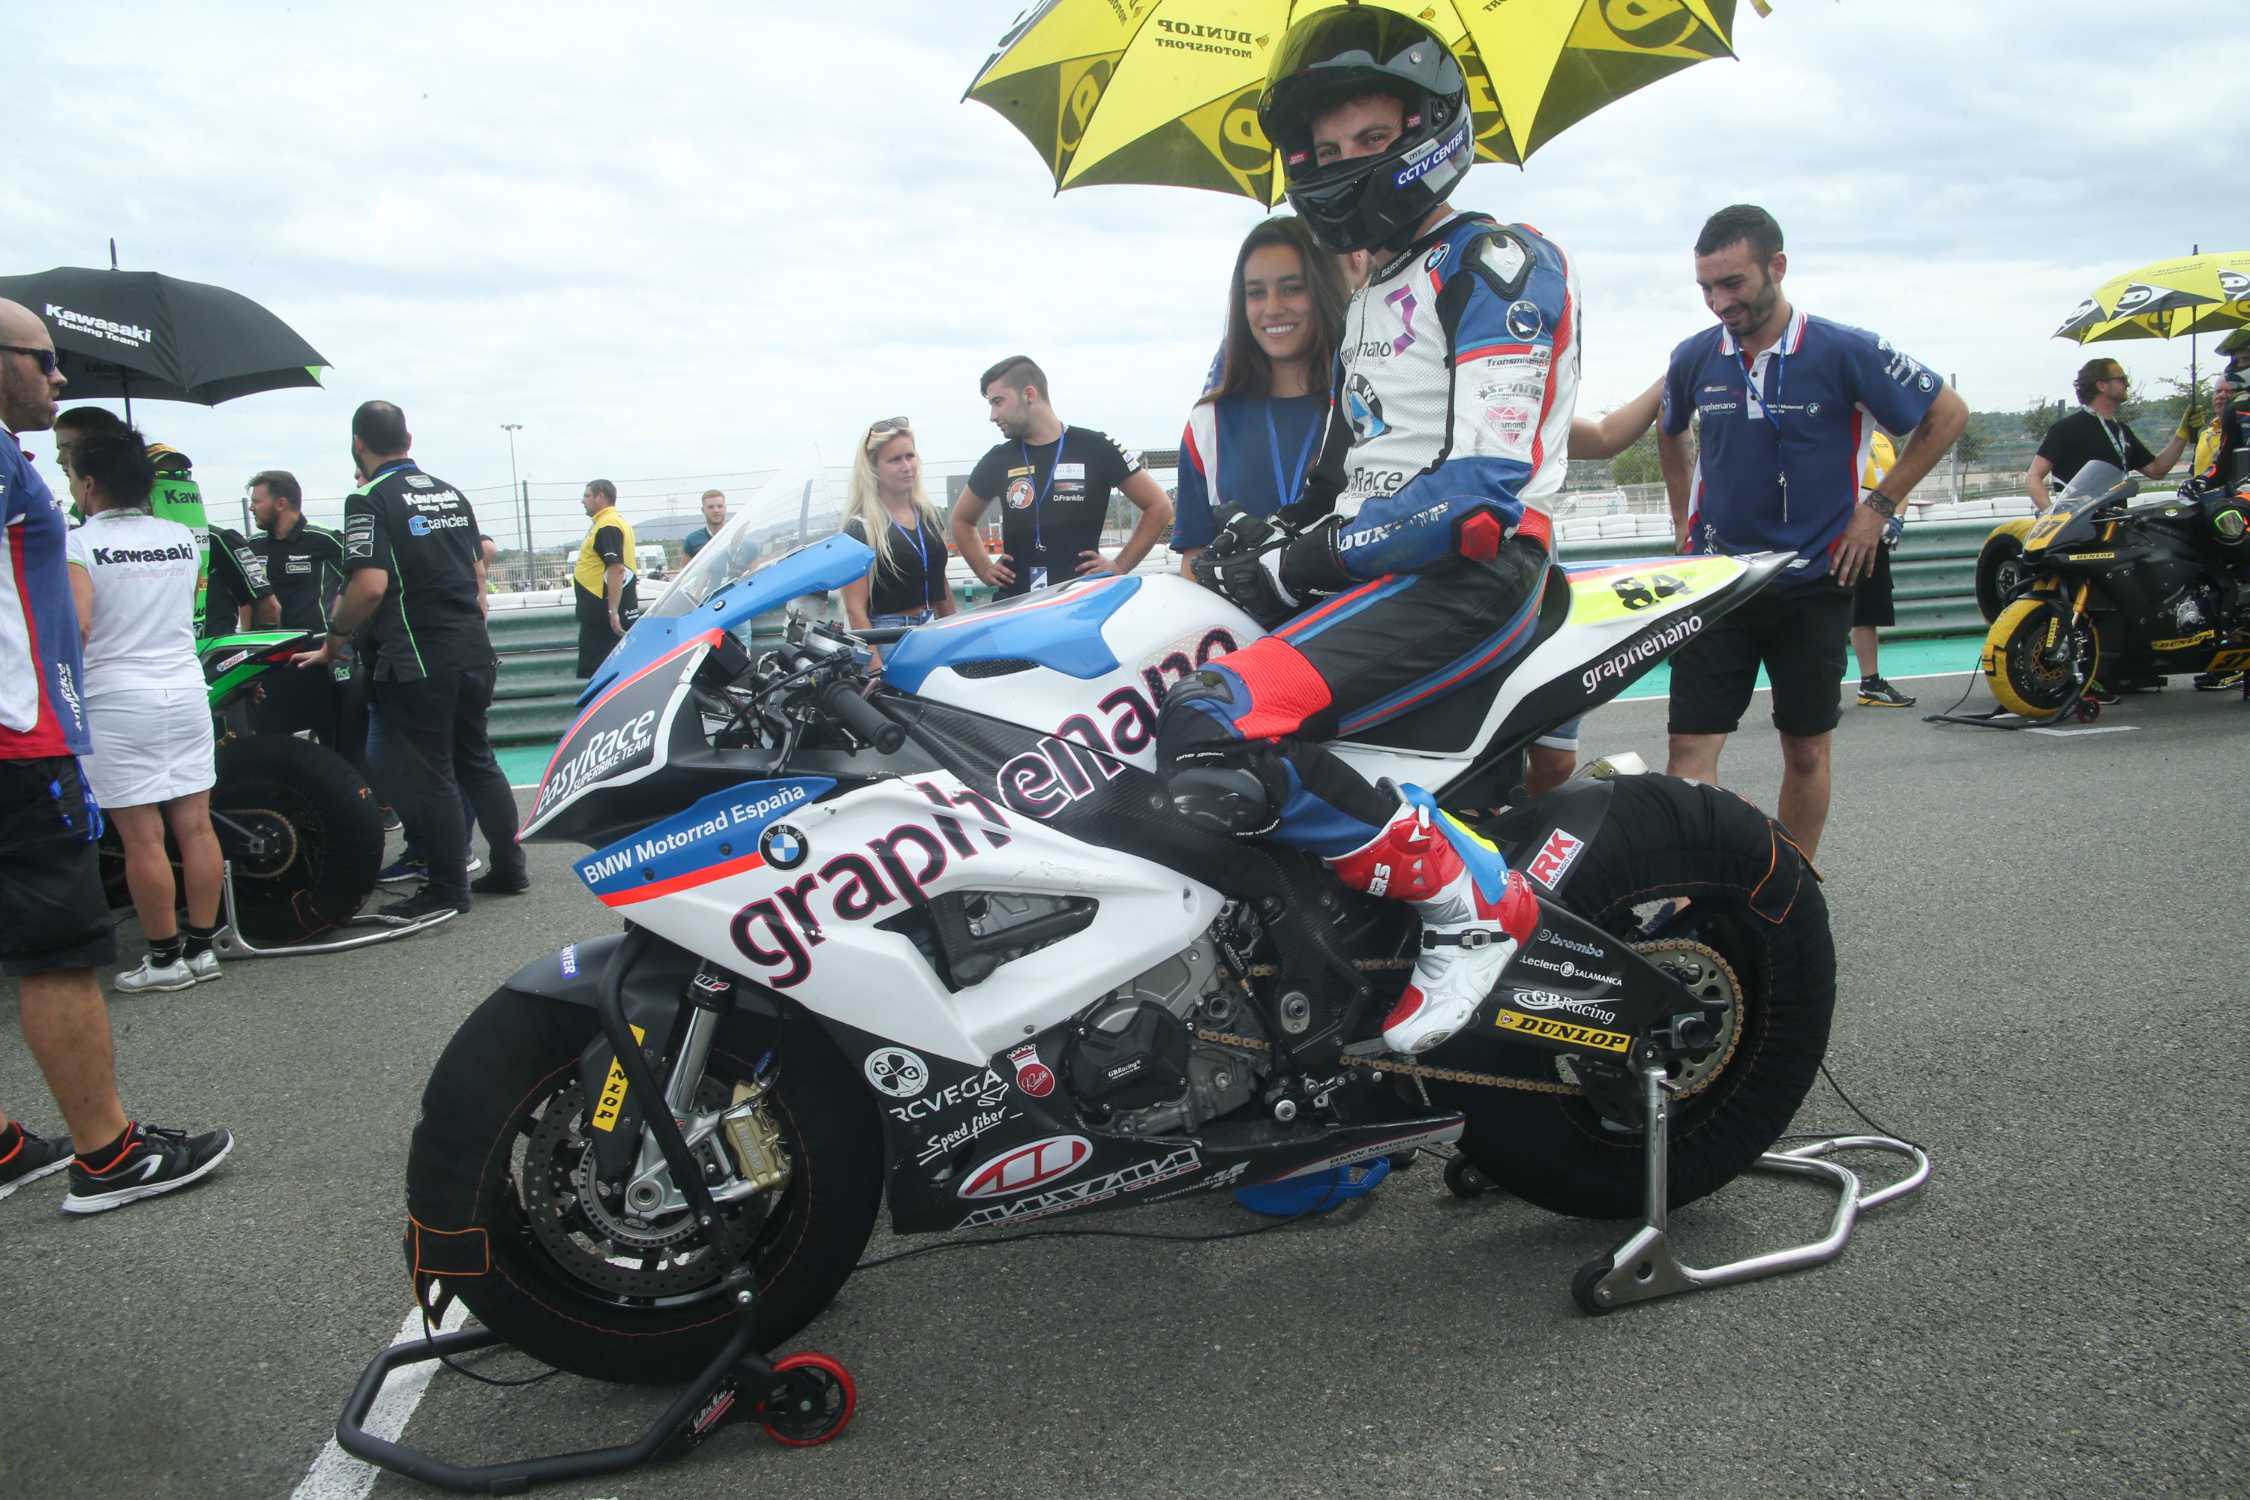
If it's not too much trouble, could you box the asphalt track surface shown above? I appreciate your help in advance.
[4,671,2245,1499]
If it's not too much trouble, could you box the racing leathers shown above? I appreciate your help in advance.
[1158,212,1581,1053]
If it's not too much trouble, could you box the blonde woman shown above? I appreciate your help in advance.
[840,417,956,646]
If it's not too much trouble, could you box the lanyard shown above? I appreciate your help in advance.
[891,514,932,608]
[1021,427,1069,556]
[2082,408,2128,468]
[1743,346,1785,432]
[1263,399,1321,509]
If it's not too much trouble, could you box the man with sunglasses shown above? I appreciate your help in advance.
[2026,358,2196,513]
[0,299,235,1213]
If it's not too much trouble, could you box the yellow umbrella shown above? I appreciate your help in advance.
[2088,250,2250,321]
[967,0,1776,204]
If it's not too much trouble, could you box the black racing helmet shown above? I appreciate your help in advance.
[1258,8,1472,254]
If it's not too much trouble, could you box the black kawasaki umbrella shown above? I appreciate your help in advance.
[0,257,327,416]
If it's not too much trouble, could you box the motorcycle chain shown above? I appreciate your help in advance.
[1208,939,1740,1102]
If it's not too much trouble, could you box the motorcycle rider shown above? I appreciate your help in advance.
[1157,8,1578,1055]
[2188,343,2250,689]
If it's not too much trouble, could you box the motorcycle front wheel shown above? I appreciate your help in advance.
[1440,774,1836,1220]
[1983,597,2101,718]
[405,987,883,1385]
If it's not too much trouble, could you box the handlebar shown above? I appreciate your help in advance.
[819,679,907,755]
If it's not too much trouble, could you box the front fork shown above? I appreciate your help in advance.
[2039,580,2093,670]
[617,965,792,1222]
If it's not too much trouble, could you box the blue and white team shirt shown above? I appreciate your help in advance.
[1661,308,1941,586]
[1322,212,1580,578]
[1173,392,1329,551]
[0,436,90,759]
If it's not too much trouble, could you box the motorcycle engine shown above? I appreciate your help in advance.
[1060,924,1268,1136]
[2163,580,2219,635]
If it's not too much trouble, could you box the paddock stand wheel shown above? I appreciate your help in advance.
[1443,1154,1495,1200]
[334,1285,860,1493]
[1570,1057,1931,1317]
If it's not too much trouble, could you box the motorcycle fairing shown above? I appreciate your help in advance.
[198,629,318,699]
[574,777,838,908]
[877,573,1149,692]
[521,632,719,841]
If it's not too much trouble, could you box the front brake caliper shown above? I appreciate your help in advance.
[720,1074,793,1194]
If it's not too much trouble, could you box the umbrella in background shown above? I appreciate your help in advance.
[967,0,1775,205]
[2054,248,2250,397]
[0,251,327,420]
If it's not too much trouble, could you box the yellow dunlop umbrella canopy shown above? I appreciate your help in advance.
[967,0,1772,204]
[2056,251,2250,343]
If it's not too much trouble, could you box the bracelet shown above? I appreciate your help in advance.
[1862,489,1898,518]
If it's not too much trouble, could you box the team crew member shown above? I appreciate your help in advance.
[840,416,955,659]
[951,356,1172,600]
[682,489,728,559]
[247,469,352,741]
[572,478,638,676]
[1657,205,1966,859]
[64,428,228,993]
[1161,10,1577,1055]
[2025,357,2195,511]
[204,522,278,634]
[0,298,234,1213]
[1849,432,1916,708]
[1172,215,1349,575]
[293,401,527,923]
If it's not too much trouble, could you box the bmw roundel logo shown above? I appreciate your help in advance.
[760,822,808,870]
[1505,299,1542,341]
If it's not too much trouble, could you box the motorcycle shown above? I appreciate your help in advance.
[99,629,385,944]
[1978,461,2250,718]
[402,519,1837,1384]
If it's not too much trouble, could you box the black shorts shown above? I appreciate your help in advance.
[1850,543,1896,629]
[0,756,118,975]
[1668,583,1853,739]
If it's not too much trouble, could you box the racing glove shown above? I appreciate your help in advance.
[2178,403,2209,441]
[1194,509,1298,628]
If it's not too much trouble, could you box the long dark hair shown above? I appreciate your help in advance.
[1201,215,1348,406]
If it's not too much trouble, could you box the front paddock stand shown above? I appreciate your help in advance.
[335,1287,856,1495]
[210,859,455,961]
[1573,1065,1931,1316]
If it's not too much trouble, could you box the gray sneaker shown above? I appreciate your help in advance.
[115,956,196,994]
[186,949,222,983]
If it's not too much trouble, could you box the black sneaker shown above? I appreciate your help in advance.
[62,1123,233,1215]
[2193,669,2244,691]
[1856,676,1916,708]
[374,885,463,927]
[0,1126,73,1202]
[469,867,530,896]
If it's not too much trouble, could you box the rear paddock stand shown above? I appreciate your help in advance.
[209,858,454,961]
[1573,1065,1931,1315]
[335,1285,856,1494]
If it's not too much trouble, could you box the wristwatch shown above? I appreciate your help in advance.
[1861,489,1898,518]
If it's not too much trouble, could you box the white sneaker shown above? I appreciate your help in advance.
[1327,789,1539,1054]
[116,956,197,994]
[186,949,222,983]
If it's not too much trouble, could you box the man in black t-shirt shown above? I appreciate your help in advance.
[247,468,351,744]
[950,355,1172,600]
[292,401,527,922]
[203,525,279,635]
[2026,357,2195,510]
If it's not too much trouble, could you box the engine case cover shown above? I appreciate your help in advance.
[1066,1001,1192,1111]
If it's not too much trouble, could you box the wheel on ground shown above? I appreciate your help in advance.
[211,733,383,941]
[1443,1155,1492,1199]
[760,1352,857,1447]
[1982,598,2100,719]
[1571,1256,1617,1316]
[1436,774,1836,1220]
[405,986,883,1385]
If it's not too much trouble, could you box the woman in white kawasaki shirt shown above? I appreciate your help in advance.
[63,429,225,994]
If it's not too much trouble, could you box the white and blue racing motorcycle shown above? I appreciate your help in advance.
[404,518,1835,1383]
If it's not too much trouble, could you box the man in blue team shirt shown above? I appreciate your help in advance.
[0,298,233,1213]
[1657,206,1965,859]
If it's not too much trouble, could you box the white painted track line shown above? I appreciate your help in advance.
[291,1300,470,1500]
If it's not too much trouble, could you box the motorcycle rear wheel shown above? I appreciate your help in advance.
[1439,774,1835,1220]
[1983,597,2101,719]
[405,987,883,1385]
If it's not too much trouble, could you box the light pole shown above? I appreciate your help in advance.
[500,423,525,586]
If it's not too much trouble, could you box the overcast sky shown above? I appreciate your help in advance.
[12,0,2237,534]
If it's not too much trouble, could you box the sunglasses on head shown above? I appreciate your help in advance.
[0,345,59,376]
[867,415,911,437]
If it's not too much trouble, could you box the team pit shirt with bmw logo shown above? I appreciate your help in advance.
[343,461,493,681]
[1660,309,1942,587]
[1302,212,1580,579]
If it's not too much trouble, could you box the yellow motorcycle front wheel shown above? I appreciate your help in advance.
[1983,597,2102,717]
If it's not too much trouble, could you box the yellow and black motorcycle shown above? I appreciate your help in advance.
[1980,462,2250,718]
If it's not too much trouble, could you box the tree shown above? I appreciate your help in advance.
[2021,396,2066,441]
[1610,428,1662,486]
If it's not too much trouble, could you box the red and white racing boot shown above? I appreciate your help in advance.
[1327,787,1538,1054]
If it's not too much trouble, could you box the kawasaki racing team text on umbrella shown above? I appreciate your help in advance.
[0,264,328,410]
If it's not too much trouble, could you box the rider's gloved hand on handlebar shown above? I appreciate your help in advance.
[1194,509,1299,628]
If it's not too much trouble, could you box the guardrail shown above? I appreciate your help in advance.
[486,518,2005,745]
